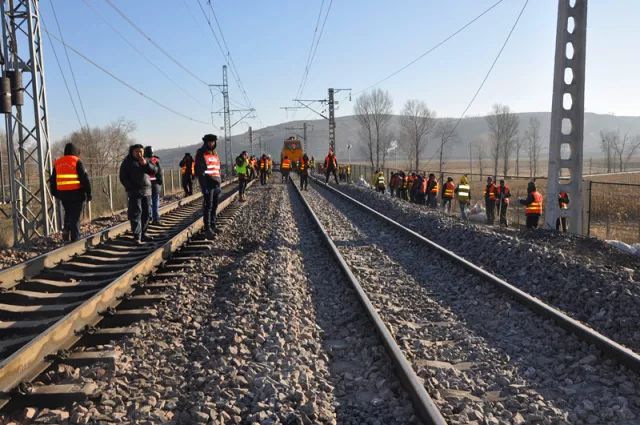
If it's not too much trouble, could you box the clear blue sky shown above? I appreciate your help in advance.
[41,1,640,150]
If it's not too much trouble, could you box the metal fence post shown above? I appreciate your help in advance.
[108,175,114,213]
[586,180,592,236]
[170,169,175,194]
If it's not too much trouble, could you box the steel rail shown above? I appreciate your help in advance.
[0,180,250,404]
[0,179,235,289]
[310,177,640,375]
[290,181,447,425]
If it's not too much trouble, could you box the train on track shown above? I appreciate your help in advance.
[280,136,303,169]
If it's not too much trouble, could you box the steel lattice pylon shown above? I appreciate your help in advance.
[222,65,232,174]
[545,0,587,233]
[1,0,56,244]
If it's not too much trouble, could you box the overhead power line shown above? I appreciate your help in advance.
[43,29,211,125]
[424,0,529,167]
[82,0,209,109]
[104,0,210,87]
[49,0,90,130]
[354,0,507,95]
[295,0,333,99]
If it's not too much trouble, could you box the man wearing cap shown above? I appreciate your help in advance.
[179,152,195,196]
[496,179,511,227]
[144,146,163,225]
[324,149,339,184]
[195,134,222,238]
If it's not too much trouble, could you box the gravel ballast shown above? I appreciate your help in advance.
[303,181,640,425]
[324,181,640,353]
[0,182,417,424]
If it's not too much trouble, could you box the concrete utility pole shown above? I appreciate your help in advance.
[545,0,587,234]
[1,0,57,244]
[248,126,253,156]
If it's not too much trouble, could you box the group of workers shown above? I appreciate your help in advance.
[49,137,571,245]
[373,170,569,230]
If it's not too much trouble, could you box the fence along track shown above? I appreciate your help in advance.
[0,179,248,408]
[290,180,447,425]
[308,176,640,374]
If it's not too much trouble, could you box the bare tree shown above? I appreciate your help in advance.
[600,130,616,173]
[354,89,393,170]
[475,141,486,182]
[624,135,640,169]
[435,119,459,180]
[607,131,640,172]
[485,104,519,178]
[399,99,435,171]
[514,137,523,176]
[53,118,136,175]
[524,117,542,177]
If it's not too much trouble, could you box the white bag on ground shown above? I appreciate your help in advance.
[605,240,639,256]
[356,176,370,188]
[468,201,486,223]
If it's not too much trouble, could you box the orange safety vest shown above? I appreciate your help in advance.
[282,159,291,170]
[526,191,543,216]
[259,159,266,170]
[181,162,195,176]
[420,179,427,194]
[496,186,510,204]
[299,161,306,171]
[443,182,455,199]
[55,155,81,191]
[484,184,496,201]
[203,152,221,177]
[430,181,439,194]
[148,157,159,182]
[267,159,272,169]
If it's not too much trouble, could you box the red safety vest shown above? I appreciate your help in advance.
[281,159,291,170]
[526,191,543,215]
[484,183,496,201]
[496,186,510,204]
[55,155,81,191]
[148,157,159,181]
[203,152,221,177]
[559,191,569,209]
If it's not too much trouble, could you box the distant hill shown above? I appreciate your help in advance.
[157,112,640,167]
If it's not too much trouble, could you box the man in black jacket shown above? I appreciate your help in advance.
[194,134,221,238]
[50,142,92,241]
[119,144,158,244]
[179,153,195,196]
[144,146,163,224]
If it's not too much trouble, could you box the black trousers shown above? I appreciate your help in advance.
[486,200,495,224]
[498,202,508,226]
[202,185,221,231]
[128,194,151,239]
[182,175,193,196]
[281,170,290,182]
[238,175,247,197]
[300,173,308,190]
[325,167,338,184]
[556,217,568,232]
[526,214,540,229]
[61,199,83,240]
[260,170,267,185]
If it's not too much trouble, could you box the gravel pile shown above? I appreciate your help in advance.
[324,182,640,352]
[0,194,186,271]
[1,183,417,424]
[303,183,640,425]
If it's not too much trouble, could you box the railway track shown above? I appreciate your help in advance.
[295,176,640,424]
[0,179,247,410]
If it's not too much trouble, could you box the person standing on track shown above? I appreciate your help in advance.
[119,144,158,245]
[259,154,268,185]
[195,134,222,238]
[442,177,455,214]
[309,156,316,175]
[324,149,339,184]
[266,155,273,182]
[496,179,511,227]
[484,176,498,225]
[144,146,163,225]
[179,153,195,197]
[556,191,570,232]
[234,151,249,202]
[455,175,471,220]
[520,181,544,229]
[50,142,92,242]
[426,173,438,208]
[299,154,310,190]
[281,155,292,183]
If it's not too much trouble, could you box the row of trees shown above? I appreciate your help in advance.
[599,130,640,173]
[354,89,545,178]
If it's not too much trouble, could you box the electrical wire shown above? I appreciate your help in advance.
[82,0,209,109]
[49,0,90,130]
[423,0,529,168]
[41,20,84,130]
[299,0,333,98]
[104,0,209,87]
[354,0,507,95]
[295,0,326,98]
[43,29,211,125]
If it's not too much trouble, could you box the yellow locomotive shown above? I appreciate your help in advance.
[280,136,303,169]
